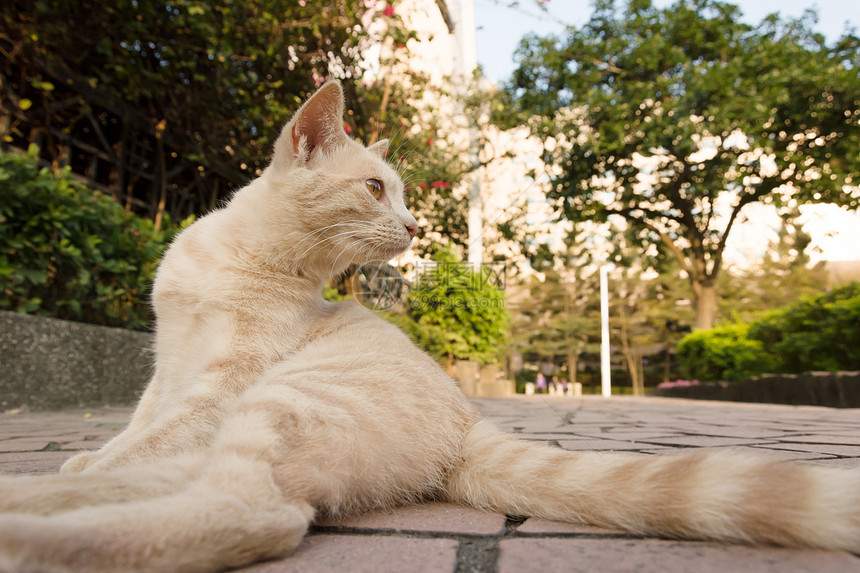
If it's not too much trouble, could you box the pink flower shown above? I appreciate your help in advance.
[343,123,351,134]
[383,3,394,16]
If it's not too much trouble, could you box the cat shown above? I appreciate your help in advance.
[0,81,858,573]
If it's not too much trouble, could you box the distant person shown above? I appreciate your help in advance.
[535,372,547,394]
[551,375,559,394]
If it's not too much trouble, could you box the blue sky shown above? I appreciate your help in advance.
[475,0,860,83]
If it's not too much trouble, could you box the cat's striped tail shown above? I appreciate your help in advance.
[444,420,860,552]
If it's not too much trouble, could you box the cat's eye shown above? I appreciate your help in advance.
[365,178,383,199]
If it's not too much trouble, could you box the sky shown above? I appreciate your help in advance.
[475,0,859,84]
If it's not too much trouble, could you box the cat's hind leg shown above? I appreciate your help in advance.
[0,453,313,573]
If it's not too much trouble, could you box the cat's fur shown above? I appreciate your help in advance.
[0,82,858,572]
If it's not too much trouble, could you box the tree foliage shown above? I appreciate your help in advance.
[715,208,824,321]
[0,146,184,329]
[510,226,601,380]
[1,0,367,175]
[1,0,467,245]
[749,282,860,372]
[499,0,860,330]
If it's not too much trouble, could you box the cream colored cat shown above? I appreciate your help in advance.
[0,82,858,572]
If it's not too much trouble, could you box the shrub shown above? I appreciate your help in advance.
[748,283,860,372]
[677,322,778,382]
[677,284,860,381]
[405,245,509,365]
[0,146,184,329]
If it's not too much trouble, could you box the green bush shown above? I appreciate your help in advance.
[678,284,860,381]
[0,146,184,329]
[405,245,509,365]
[748,283,860,372]
[677,322,777,382]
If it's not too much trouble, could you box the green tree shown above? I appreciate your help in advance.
[1,0,367,178]
[406,245,509,366]
[716,208,823,322]
[510,228,601,383]
[606,231,695,392]
[1,0,467,241]
[498,0,860,330]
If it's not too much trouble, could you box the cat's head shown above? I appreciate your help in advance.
[260,81,418,278]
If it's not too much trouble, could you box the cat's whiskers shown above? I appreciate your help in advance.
[328,237,371,279]
[291,225,372,263]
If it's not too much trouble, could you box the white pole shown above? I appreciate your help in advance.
[459,0,483,269]
[600,265,611,398]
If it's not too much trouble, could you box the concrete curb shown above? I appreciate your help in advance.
[0,310,152,410]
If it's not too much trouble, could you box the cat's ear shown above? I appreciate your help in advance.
[367,138,389,159]
[273,81,347,168]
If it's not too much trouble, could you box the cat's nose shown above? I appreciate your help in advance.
[405,221,418,239]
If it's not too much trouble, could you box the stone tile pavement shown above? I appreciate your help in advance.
[1,396,859,572]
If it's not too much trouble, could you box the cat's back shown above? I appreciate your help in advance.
[288,300,455,390]
[260,299,478,431]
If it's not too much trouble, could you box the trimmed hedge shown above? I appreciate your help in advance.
[0,146,186,330]
[678,283,860,381]
[676,322,777,382]
[749,283,860,373]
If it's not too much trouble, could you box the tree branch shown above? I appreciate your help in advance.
[606,207,693,277]
[710,174,791,278]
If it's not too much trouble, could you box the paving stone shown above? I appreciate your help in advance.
[556,438,657,451]
[0,451,73,474]
[3,397,860,572]
[315,502,506,536]
[511,432,609,441]
[709,446,838,462]
[0,437,65,453]
[807,457,860,467]
[245,534,459,573]
[577,430,681,440]
[497,538,860,573]
[757,443,860,457]
[634,436,771,448]
[673,426,789,440]
[774,434,860,446]
[506,420,578,433]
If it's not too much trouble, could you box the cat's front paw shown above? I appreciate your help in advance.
[59,450,95,473]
